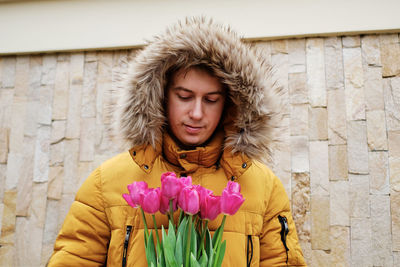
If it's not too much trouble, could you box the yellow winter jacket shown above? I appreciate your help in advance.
[49,132,306,266]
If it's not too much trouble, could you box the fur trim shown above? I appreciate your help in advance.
[113,17,284,163]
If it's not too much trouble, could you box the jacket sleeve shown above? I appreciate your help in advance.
[259,172,307,266]
[48,167,111,267]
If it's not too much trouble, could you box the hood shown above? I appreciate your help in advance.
[114,17,284,163]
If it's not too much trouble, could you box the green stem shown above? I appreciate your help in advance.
[198,220,208,258]
[177,210,183,232]
[140,207,149,243]
[152,214,161,247]
[169,199,174,225]
[185,214,193,267]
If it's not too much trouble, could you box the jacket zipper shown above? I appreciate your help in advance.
[246,235,253,267]
[122,225,132,267]
[278,215,289,265]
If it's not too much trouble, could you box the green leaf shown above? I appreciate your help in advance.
[175,231,184,267]
[199,247,208,267]
[190,220,197,258]
[213,240,226,267]
[157,242,166,267]
[190,252,201,267]
[205,229,214,267]
[145,231,157,266]
[168,220,176,249]
[162,225,178,267]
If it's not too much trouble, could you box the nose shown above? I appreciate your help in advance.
[189,99,203,120]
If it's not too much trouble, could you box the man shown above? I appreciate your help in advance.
[49,18,306,266]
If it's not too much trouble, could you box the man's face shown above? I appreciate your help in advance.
[166,67,226,147]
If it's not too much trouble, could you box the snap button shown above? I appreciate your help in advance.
[180,153,187,159]
[143,165,149,170]
[242,163,247,168]
[133,151,136,156]
[231,176,236,181]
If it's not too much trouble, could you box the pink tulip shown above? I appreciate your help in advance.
[180,176,192,187]
[161,172,182,199]
[220,182,245,215]
[178,185,200,215]
[141,187,161,214]
[194,185,213,204]
[123,181,148,208]
[160,194,178,214]
[200,193,221,221]
[225,180,241,193]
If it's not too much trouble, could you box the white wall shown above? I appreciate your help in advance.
[0,0,399,54]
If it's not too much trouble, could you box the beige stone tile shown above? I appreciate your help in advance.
[347,120,369,174]
[371,195,394,266]
[324,37,344,91]
[79,117,96,162]
[351,217,372,266]
[327,89,347,145]
[98,52,113,124]
[0,203,3,235]
[306,38,326,107]
[388,131,400,157]
[14,56,30,98]
[37,85,54,126]
[271,52,289,115]
[112,50,129,84]
[288,38,305,73]
[349,174,370,218]
[292,173,310,241]
[308,107,327,141]
[85,51,97,62]
[41,55,57,86]
[50,141,64,166]
[81,61,98,118]
[379,34,399,44]
[1,190,16,244]
[48,166,63,200]
[50,120,66,144]
[394,252,400,267]
[361,35,381,67]
[342,36,361,48]
[390,157,400,192]
[392,191,400,251]
[24,100,39,138]
[52,60,69,120]
[65,83,82,139]
[252,41,271,63]
[288,73,307,106]
[343,47,366,121]
[9,99,26,153]
[366,110,388,150]
[2,56,16,88]
[329,144,348,181]
[299,240,311,267]
[0,244,15,266]
[33,125,51,182]
[311,195,330,250]
[0,164,6,200]
[41,199,60,266]
[63,139,79,194]
[380,41,400,77]
[330,181,349,226]
[0,127,9,163]
[16,150,34,216]
[15,216,29,267]
[0,89,14,129]
[330,226,350,267]
[29,55,43,90]
[290,136,309,173]
[5,152,23,191]
[310,141,329,196]
[271,39,288,54]
[369,151,390,194]
[384,77,400,131]
[70,52,84,85]
[78,161,95,188]
[364,66,384,111]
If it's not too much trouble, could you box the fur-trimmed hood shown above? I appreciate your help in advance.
[115,17,284,163]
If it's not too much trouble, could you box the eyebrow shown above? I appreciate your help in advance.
[172,86,225,95]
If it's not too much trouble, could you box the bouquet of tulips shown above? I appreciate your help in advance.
[123,172,245,267]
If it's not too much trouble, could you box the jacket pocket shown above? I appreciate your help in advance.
[122,225,133,267]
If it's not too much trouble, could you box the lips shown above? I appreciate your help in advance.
[184,124,203,134]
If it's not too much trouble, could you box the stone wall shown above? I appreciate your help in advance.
[0,33,399,266]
